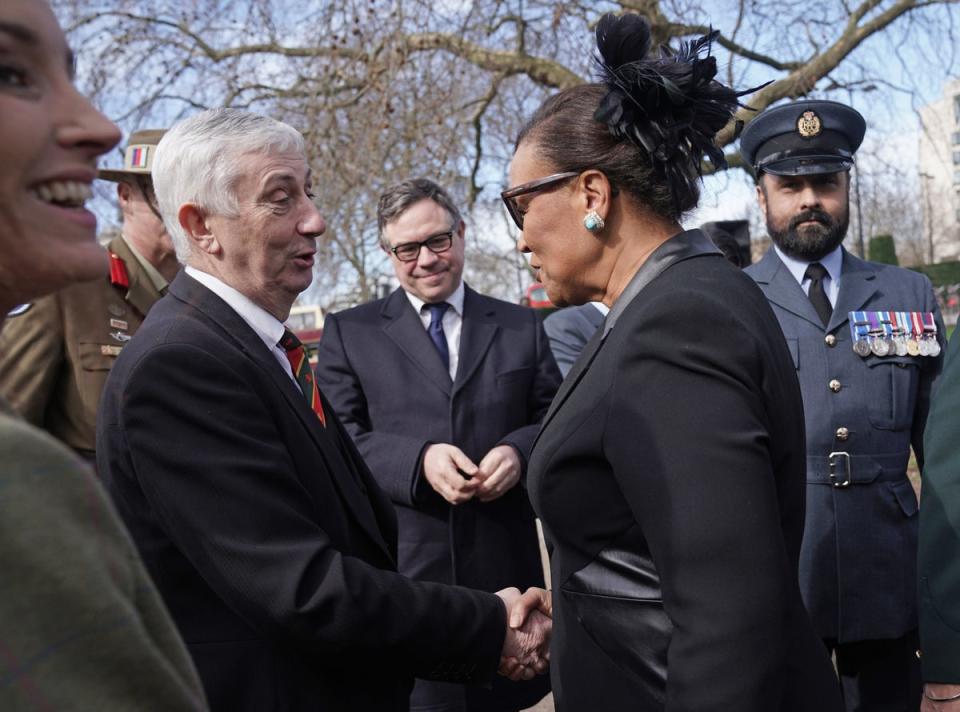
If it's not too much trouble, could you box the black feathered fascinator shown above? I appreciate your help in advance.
[593,13,763,207]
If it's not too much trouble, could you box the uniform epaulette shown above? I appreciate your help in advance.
[108,252,130,289]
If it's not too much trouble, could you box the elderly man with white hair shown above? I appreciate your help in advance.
[96,108,550,712]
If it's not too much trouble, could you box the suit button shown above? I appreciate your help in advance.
[836,426,849,441]
[829,379,842,393]
[825,334,837,347]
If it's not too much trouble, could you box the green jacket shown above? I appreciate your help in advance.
[919,329,960,682]
[0,400,206,710]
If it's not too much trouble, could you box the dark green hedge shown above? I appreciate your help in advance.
[868,235,899,266]
[910,261,960,287]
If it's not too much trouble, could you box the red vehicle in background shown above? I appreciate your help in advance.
[525,282,554,310]
[286,304,324,365]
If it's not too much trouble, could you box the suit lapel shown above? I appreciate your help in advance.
[452,287,498,396]
[827,250,879,332]
[169,273,395,563]
[381,289,452,396]
[109,236,162,318]
[751,249,825,330]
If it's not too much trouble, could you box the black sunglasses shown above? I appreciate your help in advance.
[387,229,456,263]
[500,172,580,229]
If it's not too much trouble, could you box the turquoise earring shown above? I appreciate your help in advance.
[584,210,605,233]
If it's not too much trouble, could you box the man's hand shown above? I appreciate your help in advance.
[922,683,960,711]
[422,443,479,505]
[495,587,552,681]
[509,587,553,624]
[475,445,521,503]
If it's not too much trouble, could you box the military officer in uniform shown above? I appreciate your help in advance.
[0,129,177,462]
[743,99,945,712]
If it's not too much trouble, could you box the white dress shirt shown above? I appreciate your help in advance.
[405,281,465,380]
[185,266,298,385]
[774,244,843,307]
[591,301,610,317]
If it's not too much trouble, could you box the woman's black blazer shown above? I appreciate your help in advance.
[528,231,843,712]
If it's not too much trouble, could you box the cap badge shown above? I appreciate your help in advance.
[797,110,822,138]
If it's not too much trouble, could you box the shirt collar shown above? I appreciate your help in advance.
[185,266,286,350]
[121,233,169,293]
[404,280,465,316]
[591,301,610,316]
[773,243,843,286]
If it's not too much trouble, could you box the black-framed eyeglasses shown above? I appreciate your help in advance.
[387,229,456,262]
[500,171,579,229]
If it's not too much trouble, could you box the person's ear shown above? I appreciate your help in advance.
[756,177,768,217]
[178,203,220,255]
[116,181,133,213]
[580,170,612,219]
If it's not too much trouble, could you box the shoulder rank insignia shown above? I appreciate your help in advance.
[108,252,129,289]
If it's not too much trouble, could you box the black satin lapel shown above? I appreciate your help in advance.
[828,253,878,333]
[602,229,720,335]
[381,291,452,395]
[452,290,497,394]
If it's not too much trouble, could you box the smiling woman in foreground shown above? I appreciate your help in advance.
[0,1,206,708]
[503,13,844,712]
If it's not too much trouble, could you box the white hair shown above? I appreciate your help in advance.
[152,108,305,263]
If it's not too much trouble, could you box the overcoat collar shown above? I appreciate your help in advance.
[751,247,878,332]
[168,272,395,564]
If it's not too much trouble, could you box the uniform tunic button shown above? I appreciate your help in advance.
[836,426,849,441]
[825,334,837,347]
[829,379,842,393]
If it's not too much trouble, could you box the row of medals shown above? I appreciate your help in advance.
[852,330,940,358]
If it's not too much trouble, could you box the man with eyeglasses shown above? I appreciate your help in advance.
[317,178,560,712]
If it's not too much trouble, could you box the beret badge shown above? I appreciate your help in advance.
[797,110,822,138]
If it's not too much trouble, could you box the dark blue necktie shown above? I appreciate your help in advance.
[425,302,450,371]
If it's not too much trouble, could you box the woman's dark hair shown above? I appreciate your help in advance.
[517,84,685,220]
[516,13,754,222]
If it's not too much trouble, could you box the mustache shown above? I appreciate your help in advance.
[789,209,834,231]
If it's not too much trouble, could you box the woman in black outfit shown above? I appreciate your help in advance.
[502,13,843,712]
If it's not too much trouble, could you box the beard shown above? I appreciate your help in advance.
[766,204,849,262]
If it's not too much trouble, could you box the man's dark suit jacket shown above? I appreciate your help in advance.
[528,231,842,711]
[543,303,605,377]
[316,285,559,711]
[96,272,507,712]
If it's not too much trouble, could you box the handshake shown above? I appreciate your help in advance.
[495,586,553,681]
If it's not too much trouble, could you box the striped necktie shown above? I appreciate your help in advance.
[279,329,326,427]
